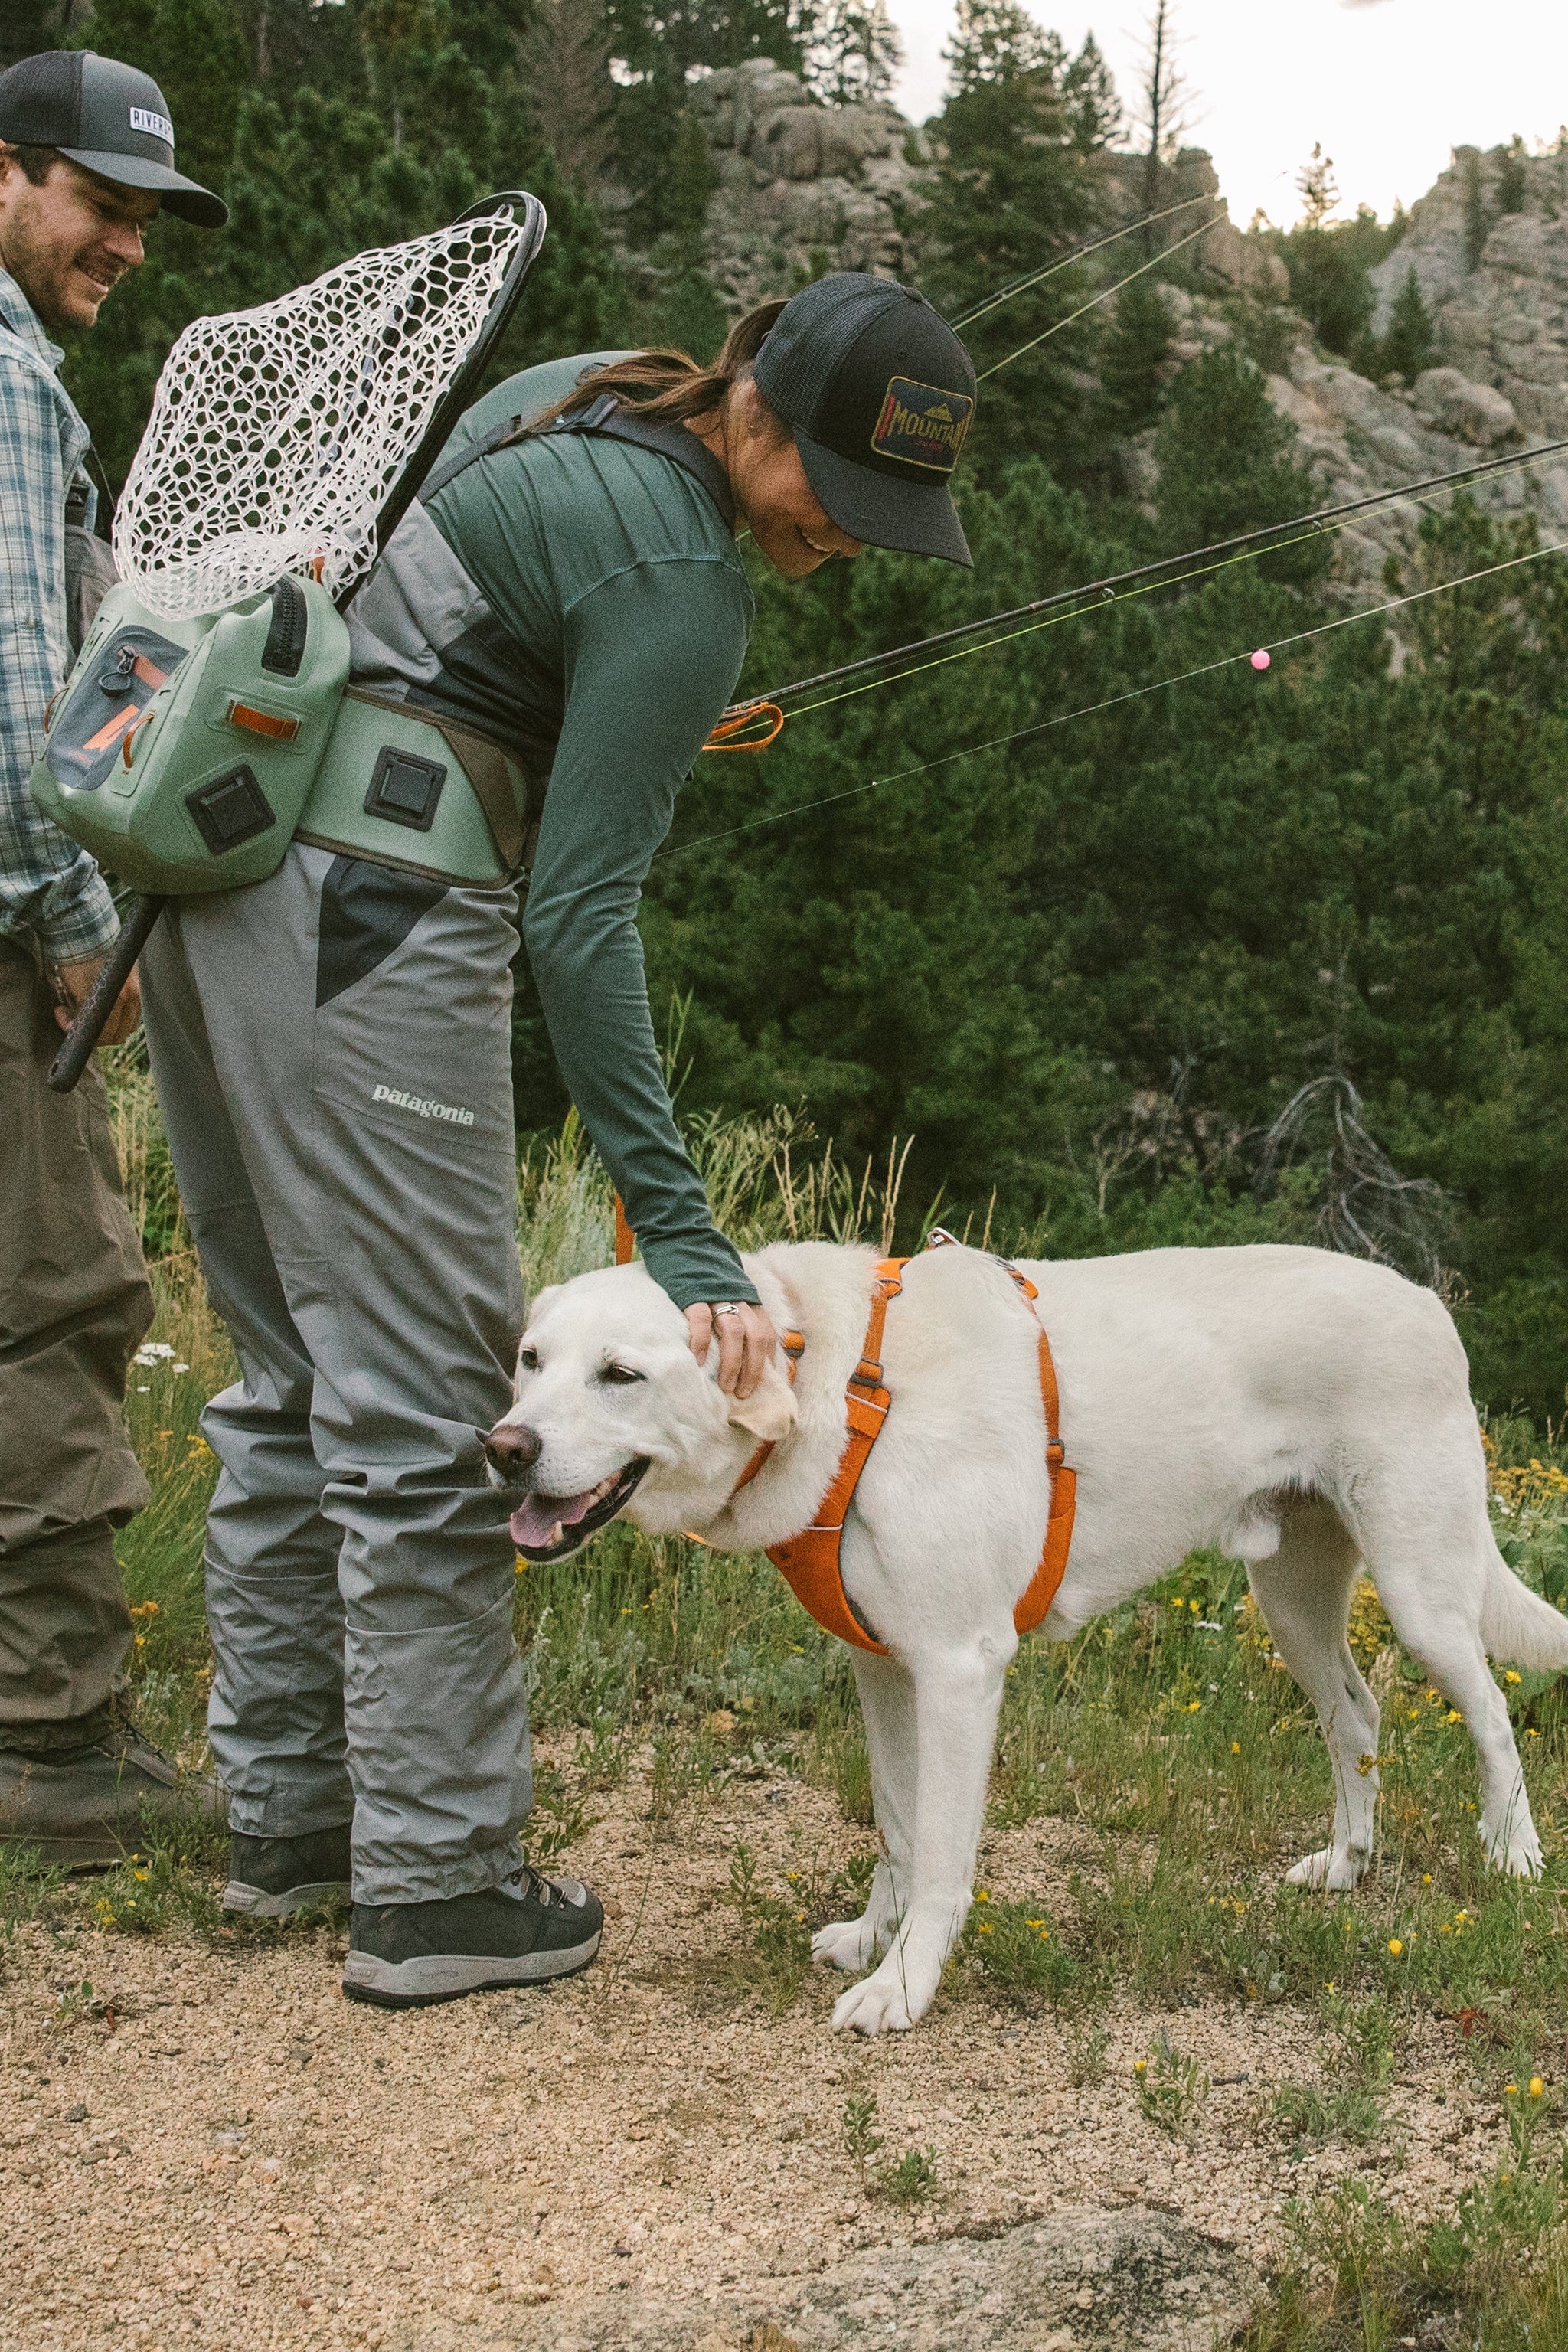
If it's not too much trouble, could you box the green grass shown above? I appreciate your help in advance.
[8,1070,1568,2344]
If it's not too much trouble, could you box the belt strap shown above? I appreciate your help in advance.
[340,685,528,871]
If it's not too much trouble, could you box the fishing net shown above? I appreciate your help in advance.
[113,204,534,619]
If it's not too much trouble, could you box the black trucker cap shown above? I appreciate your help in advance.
[0,51,227,228]
[753,273,977,567]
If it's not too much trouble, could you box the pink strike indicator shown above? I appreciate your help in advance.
[1250,648,1271,671]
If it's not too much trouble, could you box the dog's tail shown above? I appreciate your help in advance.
[1481,1546,1568,1671]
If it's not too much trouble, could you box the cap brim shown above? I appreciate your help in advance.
[794,428,972,568]
[57,147,228,228]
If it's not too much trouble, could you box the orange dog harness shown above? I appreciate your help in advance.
[609,1200,1076,1656]
[763,1250,1076,1655]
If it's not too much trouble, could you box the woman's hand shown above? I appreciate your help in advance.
[686,1300,779,1399]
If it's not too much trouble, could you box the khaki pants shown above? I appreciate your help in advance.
[0,936,152,1729]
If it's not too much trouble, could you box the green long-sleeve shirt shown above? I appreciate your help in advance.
[421,356,757,1310]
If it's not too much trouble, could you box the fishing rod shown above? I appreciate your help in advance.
[948,188,1220,332]
[671,535,1568,865]
[717,434,1568,733]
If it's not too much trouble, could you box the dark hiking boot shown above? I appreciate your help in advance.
[0,1701,223,1868]
[223,1824,353,1917]
[341,1867,603,2009]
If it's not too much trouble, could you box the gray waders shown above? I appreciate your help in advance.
[140,842,530,1903]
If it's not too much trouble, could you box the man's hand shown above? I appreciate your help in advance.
[686,1300,779,1400]
[52,954,142,1047]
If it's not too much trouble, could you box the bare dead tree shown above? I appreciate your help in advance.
[1254,1073,1456,1291]
[1133,1,1190,249]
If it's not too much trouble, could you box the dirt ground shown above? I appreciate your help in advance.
[1,1756,1504,2352]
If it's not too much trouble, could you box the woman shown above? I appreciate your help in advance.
[139,270,978,2010]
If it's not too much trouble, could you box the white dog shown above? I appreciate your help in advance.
[484,1240,1568,2035]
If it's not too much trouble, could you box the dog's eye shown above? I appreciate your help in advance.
[518,1346,540,1374]
[599,1362,645,1387]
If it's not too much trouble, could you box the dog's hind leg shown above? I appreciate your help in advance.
[1248,1504,1383,1891]
[831,1627,1013,2036]
[813,1649,916,1974]
[1355,1481,1542,1877]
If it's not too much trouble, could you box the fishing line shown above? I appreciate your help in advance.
[730,435,1568,721]
[977,207,1225,383]
[949,191,1220,332]
[663,538,1566,866]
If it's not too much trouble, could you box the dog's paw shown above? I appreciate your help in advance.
[1481,1819,1543,1877]
[812,1916,881,1973]
[1285,1844,1367,1892]
[831,1972,915,2037]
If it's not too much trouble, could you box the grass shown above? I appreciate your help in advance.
[7,1059,1568,2345]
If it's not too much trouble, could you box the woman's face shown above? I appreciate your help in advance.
[724,380,865,578]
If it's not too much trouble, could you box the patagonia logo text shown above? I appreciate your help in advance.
[371,1083,475,1128]
[129,106,174,143]
[871,377,975,474]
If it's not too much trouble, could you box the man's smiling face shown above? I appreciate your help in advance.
[0,146,156,334]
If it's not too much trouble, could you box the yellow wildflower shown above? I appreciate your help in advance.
[1530,2078,1544,2098]
[1387,1939,1403,1956]
[1505,1671,1522,1684]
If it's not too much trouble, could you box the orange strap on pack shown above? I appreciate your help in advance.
[613,1192,635,1266]
[702,700,784,753]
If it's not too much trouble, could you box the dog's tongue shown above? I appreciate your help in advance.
[509,1488,596,1550]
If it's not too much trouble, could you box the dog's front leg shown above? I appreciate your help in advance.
[813,1648,916,1973]
[831,1631,1011,2037]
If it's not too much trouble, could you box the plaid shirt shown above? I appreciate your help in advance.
[0,266,118,964]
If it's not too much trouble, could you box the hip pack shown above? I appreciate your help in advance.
[31,573,350,895]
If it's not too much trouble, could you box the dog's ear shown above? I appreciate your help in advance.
[726,1361,798,1443]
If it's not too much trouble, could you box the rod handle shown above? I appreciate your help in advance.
[46,892,168,1093]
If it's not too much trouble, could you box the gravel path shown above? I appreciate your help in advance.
[2,1761,1500,2350]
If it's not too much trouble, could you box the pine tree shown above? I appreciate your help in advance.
[523,0,614,193]
[1063,33,1121,155]
[1295,142,1338,230]
[1462,149,1488,269]
[1496,132,1528,214]
[1379,266,1437,385]
[1096,272,1171,437]
[921,1,1113,480]
[942,0,1061,92]
[807,0,901,106]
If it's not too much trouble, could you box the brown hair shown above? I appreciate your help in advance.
[0,143,60,187]
[528,296,790,436]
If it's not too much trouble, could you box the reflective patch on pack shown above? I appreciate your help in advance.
[870,378,975,474]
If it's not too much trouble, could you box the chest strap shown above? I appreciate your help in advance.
[417,388,737,530]
[763,1247,1077,1657]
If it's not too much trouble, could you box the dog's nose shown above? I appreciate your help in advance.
[482,1421,541,1481]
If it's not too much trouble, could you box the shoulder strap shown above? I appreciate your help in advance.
[414,389,737,531]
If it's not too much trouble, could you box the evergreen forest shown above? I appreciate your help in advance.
[8,0,1568,1421]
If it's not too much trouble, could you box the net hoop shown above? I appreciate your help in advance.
[113,195,545,620]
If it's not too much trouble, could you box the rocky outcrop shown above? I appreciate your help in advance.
[678,82,1568,596]
[403,2203,1260,2350]
[691,60,929,312]
[1369,142,1568,441]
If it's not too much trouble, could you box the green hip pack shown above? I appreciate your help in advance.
[30,577,524,893]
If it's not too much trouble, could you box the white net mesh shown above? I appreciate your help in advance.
[113,204,534,619]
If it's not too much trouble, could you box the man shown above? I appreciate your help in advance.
[0,51,226,1862]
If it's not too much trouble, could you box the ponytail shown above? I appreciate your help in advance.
[527,297,790,434]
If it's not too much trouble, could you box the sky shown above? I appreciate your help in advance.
[883,0,1568,227]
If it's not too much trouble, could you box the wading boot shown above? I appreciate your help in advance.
[223,1824,353,1916]
[342,1867,603,2008]
[0,1698,222,1868]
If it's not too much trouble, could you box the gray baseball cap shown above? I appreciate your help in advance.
[752,274,977,567]
[0,50,227,227]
